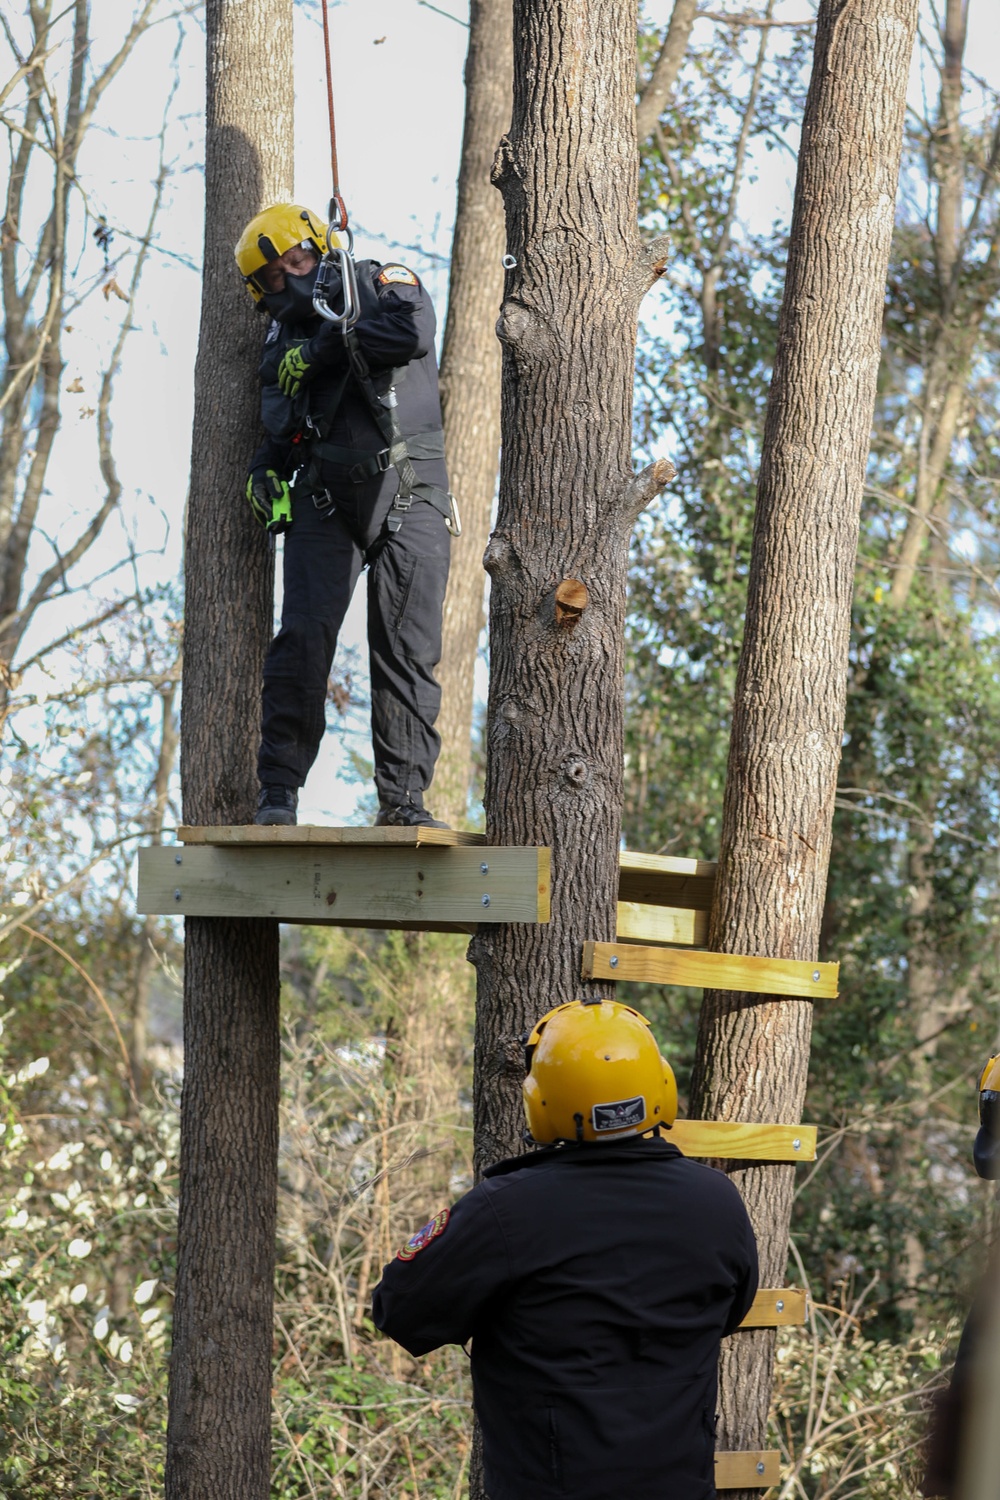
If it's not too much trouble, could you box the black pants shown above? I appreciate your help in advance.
[258,480,450,807]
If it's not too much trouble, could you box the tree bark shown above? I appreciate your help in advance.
[469,0,672,1176]
[686,0,918,1484]
[432,0,513,829]
[165,1,292,1495]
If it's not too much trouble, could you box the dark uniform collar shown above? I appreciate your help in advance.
[483,1133,683,1180]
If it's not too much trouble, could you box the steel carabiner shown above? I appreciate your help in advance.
[313,220,359,329]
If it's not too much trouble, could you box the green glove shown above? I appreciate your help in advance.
[246,469,292,534]
[277,343,312,398]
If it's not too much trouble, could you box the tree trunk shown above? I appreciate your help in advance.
[469,0,671,1175]
[165,1,292,1495]
[686,0,918,1484]
[432,0,513,829]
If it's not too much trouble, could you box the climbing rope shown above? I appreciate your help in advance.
[320,0,348,238]
[314,0,359,328]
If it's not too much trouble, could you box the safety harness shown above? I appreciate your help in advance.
[298,305,460,544]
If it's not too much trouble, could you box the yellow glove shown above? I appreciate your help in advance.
[246,469,292,533]
[277,344,312,398]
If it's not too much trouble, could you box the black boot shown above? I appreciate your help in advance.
[255,784,298,827]
[374,801,448,829]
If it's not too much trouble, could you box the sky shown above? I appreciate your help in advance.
[7,0,998,837]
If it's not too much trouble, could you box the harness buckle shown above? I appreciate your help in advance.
[386,491,412,535]
[348,447,392,484]
[312,488,335,516]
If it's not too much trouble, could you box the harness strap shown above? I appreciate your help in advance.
[310,429,446,484]
[290,320,459,536]
[340,329,457,530]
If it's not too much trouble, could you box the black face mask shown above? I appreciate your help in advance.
[261,262,323,326]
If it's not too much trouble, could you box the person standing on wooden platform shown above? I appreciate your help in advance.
[373,999,759,1500]
[235,204,457,828]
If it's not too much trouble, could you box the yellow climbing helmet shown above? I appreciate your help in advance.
[974,1054,1000,1180]
[234,203,333,302]
[522,999,677,1145]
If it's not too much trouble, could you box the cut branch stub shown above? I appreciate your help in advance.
[554,577,589,627]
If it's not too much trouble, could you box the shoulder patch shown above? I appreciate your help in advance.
[397,1208,450,1261]
[377,264,419,288]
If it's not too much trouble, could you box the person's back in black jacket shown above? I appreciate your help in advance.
[374,1135,758,1500]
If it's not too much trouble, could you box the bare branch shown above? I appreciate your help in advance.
[9,596,141,675]
[636,0,699,142]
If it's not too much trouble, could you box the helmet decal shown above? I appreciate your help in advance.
[592,1096,647,1133]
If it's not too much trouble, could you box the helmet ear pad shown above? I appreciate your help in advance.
[974,1125,1000,1180]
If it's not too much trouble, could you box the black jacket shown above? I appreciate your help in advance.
[250,259,448,500]
[373,1136,759,1500]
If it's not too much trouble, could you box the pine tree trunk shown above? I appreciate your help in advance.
[469,0,671,1175]
[432,0,512,829]
[165,1,292,1494]
[686,0,918,1484]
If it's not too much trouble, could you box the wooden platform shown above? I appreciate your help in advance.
[141,829,714,939]
[177,823,487,847]
[139,840,549,928]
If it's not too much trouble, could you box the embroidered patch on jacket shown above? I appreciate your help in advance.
[377,264,419,287]
[592,1095,646,1133]
[265,320,280,343]
[397,1208,450,1261]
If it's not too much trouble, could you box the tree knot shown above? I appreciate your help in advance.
[554,578,590,628]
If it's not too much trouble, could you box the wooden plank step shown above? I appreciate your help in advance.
[669,1120,816,1162]
[615,901,708,947]
[583,942,839,998]
[716,1451,779,1489]
[138,845,550,926]
[617,850,716,911]
[737,1288,807,1328]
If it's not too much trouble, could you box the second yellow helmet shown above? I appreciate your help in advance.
[522,999,677,1145]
